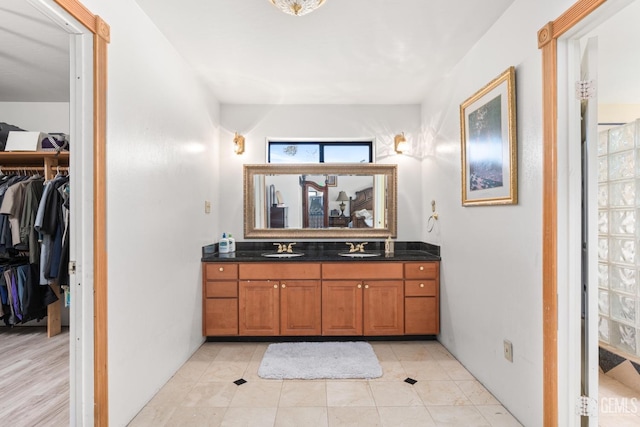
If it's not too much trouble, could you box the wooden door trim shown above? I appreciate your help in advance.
[538,1,606,425]
[54,1,110,426]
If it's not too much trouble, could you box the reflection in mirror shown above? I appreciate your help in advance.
[244,164,397,239]
[301,179,328,228]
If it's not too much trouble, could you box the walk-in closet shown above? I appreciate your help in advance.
[0,0,72,424]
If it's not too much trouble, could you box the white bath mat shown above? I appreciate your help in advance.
[257,341,382,380]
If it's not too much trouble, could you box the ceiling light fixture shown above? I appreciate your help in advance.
[269,0,326,16]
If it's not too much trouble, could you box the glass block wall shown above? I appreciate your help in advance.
[598,120,640,357]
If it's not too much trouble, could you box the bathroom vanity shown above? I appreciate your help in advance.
[204,165,439,338]
[201,242,440,338]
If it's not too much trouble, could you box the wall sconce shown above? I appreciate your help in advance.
[394,132,408,154]
[336,190,349,216]
[233,132,245,155]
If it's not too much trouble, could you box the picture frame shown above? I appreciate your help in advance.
[460,66,517,206]
[326,175,337,187]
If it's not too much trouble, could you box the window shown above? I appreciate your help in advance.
[267,140,373,163]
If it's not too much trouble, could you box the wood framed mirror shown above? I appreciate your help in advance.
[244,164,397,239]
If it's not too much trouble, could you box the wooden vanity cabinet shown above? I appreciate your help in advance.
[238,263,321,336]
[202,263,239,336]
[404,262,440,334]
[322,262,404,336]
[202,259,439,337]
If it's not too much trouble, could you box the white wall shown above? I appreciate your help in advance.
[0,102,69,133]
[82,1,219,425]
[599,104,640,124]
[219,104,422,241]
[420,0,575,425]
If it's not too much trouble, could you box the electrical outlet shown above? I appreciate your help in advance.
[504,340,513,362]
[204,200,211,214]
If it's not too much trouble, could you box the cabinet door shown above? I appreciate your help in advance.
[204,298,238,336]
[322,280,363,335]
[405,297,438,334]
[363,280,404,335]
[239,281,279,335]
[280,280,321,335]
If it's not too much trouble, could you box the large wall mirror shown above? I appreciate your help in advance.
[244,164,397,239]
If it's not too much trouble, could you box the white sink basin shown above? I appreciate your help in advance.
[338,252,381,258]
[261,252,305,258]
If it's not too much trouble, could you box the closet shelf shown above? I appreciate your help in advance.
[0,151,69,167]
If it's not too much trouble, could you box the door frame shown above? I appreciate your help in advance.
[539,0,635,425]
[33,1,109,425]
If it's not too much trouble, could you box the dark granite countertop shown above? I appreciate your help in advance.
[201,241,440,262]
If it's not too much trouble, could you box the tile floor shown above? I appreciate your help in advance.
[129,340,522,426]
[598,370,640,427]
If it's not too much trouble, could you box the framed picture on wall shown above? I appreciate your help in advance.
[460,66,518,206]
[326,175,337,187]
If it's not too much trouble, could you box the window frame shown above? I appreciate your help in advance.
[266,137,375,163]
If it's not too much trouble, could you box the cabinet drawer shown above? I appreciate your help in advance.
[204,263,238,280]
[404,262,438,279]
[205,281,237,298]
[239,263,321,280]
[405,280,437,297]
[322,262,403,280]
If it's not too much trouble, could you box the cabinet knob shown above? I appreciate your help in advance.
[364,284,369,289]
[273,284,278,289]
[281,283,286,288]
[419,266,424,271]
[357,284,362,289]
[218,267,224,272]
[420,283,424,288]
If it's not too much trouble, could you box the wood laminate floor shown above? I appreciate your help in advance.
[0,326,69,426]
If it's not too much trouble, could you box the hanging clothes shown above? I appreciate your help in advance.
[0,175,43,249]
[0,172,66,326]
[37,175,69,284]
[0,175,29,255]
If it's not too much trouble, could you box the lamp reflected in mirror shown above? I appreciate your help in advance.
[336,190,349,216]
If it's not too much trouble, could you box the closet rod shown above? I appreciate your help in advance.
[0,166,69,172]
